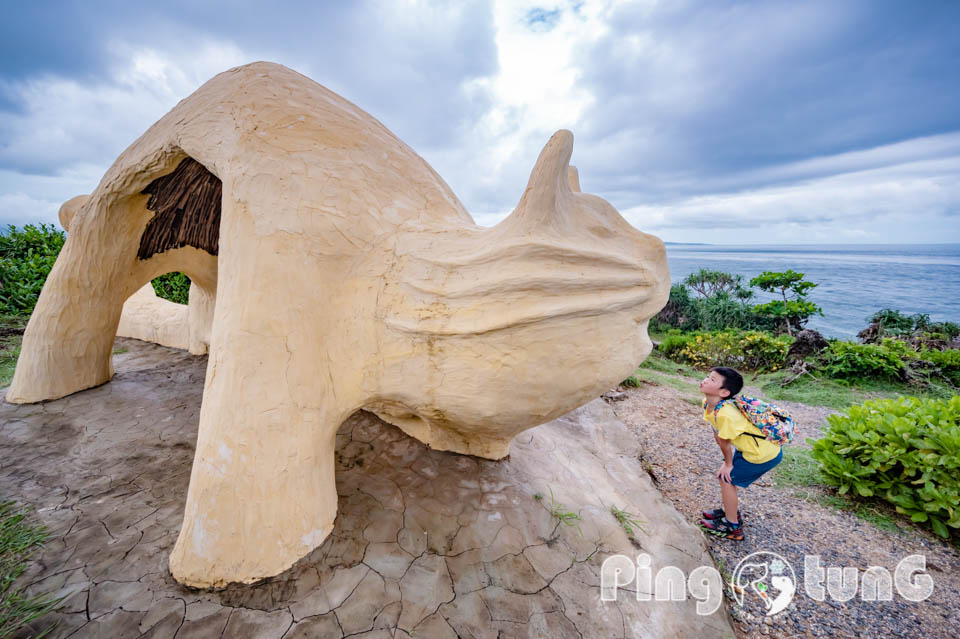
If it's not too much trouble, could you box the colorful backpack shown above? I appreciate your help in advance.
[707,396,797,445]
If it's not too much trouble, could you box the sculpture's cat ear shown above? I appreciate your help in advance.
[567,166,581,193]
[59,195,90,232]
[525,129,573,199]
[505,130,575,232]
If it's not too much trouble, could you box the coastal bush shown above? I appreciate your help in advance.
[683,269,752,300]
[657,332,694,359]
[651,273,772,333]
[919,348,960,387]
[651,284,695,332]
[749,270,822,336]
[660,329,792,372]
[0,225,191,313]
[810,396,960,538]
[150,272,191,305]
[859,308,960,350]
[690,291,771,332]
[819,341,905,382]
[0,224,66,315]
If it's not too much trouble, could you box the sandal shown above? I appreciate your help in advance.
[699,517,744,541]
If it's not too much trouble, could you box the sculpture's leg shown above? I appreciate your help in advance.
[6,230,125,403]
[169,223,344,587]
[186,281,215,355]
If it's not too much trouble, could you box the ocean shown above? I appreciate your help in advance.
[664,244,960,339]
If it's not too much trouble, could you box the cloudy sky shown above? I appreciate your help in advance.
[1,0,958,244]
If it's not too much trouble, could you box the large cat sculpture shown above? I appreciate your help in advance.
[6,62,669,587]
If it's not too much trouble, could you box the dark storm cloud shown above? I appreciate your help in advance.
[571,0,960,206]
[0,0,497,175]
[1,0,958,242]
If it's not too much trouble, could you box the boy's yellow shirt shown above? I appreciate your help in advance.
[703,402,781,464]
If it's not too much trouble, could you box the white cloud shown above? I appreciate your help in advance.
[430,0,610,219]
[621,148,960,243]
[1,0,958,247]
[0,40,252,176]
[0,192,59,228]
[0,164,103,229]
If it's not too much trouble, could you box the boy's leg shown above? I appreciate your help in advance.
[721,480,739,524]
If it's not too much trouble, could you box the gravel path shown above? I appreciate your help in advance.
[609,378,960,639]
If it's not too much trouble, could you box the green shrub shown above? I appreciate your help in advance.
[683,269,752,300]
[0,224,66,315]
[661,330,792,372]
[652,279,773,334]
[820,341,905,381]
[878,337,916,360]
[749,270,822,336]
[150,272,191,305]
[658,332,695,359]
[860,309,959,349]
[810,396,960,538]
[690,291,771,332]
[863,309,916,338]
[920,348,960,386]
[651,284,695,332]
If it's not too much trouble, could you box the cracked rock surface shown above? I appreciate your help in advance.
[2,338,734,638]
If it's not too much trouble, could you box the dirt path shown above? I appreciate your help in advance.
[610,378,960,639]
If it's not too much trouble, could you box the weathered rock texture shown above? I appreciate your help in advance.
[2,340,732,638]
[6,61,669,586]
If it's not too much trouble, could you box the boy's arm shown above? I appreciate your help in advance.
[716,436,734,465]
[714,432,735,483]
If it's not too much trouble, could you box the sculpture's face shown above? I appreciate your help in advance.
[374,131,669,450]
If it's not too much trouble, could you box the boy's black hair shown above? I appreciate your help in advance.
[711,366,743,399]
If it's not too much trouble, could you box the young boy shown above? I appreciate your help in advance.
[697,366,783,540]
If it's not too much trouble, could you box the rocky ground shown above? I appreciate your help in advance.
[1,338,735,639]
[609,376,960,639]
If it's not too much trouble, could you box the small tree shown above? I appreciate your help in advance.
[749,270,822,336]
[683,269,752,300]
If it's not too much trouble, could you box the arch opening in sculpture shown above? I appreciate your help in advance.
[115,156,221,354]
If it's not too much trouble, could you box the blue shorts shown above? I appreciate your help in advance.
[729,448,783,487]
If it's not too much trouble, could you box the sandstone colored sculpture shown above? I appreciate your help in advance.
[6,62,669,587]
[58,201,214,354]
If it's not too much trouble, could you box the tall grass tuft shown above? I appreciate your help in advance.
[0,500,61,638]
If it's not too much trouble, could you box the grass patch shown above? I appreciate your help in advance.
[773,447,824,488]
[744,368,955,411]
[638,351,701,378]
[1,316,130,385]
[0,345,19,389]
[850,503,900,534]
[0,499,61,637]
[624,366,700,401]
[541,487,583,535]
[0,315,26,388]
[777,449,903,534]
[609,505,645,537]
[789,488,901,534]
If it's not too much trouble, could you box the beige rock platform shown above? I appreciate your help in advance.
[2,340,733,638]
[6,61,669,586]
